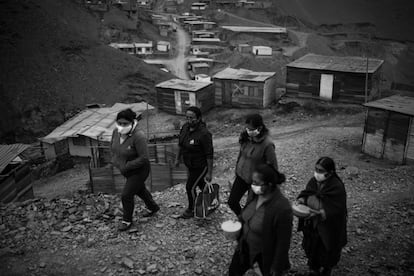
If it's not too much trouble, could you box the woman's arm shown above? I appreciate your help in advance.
[271,208,293,275]
[123,133,149,173]
[264,142,278,171]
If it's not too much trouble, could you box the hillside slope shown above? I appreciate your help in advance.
[0,0,171,143]
[272,0,413,42]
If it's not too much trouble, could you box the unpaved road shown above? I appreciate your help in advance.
[3,110,414,276]
[144,23,190,79]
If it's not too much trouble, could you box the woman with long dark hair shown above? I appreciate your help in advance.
[228,113,278,217]
[111,109,160,231]
[228,164,292,276]
[297,157,347,276]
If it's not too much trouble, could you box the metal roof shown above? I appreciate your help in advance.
[287,53,384,74]
[221,26,287,33]
[192,38,221,42]
[156,78,212,91]
[213,67,276,82]
[40,102,154,144]
[363,95,414,116]
[192,63,210,68]
[0,144,31,174]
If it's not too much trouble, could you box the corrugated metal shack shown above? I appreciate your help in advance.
[40,103,154,160]
[362,95,414,164]
[155,78,215,115]
[212,67,277,108]
[0,144,34,203]
[286,53,384,103]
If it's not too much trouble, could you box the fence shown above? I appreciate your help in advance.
[89,142,187,194]
[0,163,34,204]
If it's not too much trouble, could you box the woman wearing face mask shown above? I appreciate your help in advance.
[111,109,160,231]
[174,106,214,219]
[228,164,292,276]
[296,157,347,276]
[228,113,278,217]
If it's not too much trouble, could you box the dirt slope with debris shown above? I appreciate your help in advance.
[0,0,171,143]
[1,107,413,276]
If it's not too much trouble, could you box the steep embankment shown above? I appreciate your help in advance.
[272,0,414,42]
[0,0,171,143]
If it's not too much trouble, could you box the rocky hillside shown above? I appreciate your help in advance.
[0,0,171,143]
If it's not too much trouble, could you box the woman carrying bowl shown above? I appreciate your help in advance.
[228,164,292,276]
[297,157,347,276]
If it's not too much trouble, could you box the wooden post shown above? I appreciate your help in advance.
[365,57,369,103]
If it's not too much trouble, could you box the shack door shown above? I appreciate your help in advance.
[319,74,334,100]
[174,91,196,115]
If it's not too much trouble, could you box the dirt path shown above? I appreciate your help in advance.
[217,10,278,27]
[1,113,413,276]
[282,29,310,57]
[144,22,190,79]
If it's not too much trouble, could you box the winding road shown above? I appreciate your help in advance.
[144,22,191,79]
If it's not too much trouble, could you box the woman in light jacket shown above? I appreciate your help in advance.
[228,113,278,217]
[111,109,159,231]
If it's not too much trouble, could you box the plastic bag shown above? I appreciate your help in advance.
[194,182,220,219]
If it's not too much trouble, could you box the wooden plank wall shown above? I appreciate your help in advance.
[156,87,177,114]
[362,108,387,158]
[215,79,264,108]
[0,164,33,204]
[383,112,410,163]
[286,67,374,103]
[197,84,215,113]
[406,118,414,164]
[90,143,188,194]
[214,80,223,106]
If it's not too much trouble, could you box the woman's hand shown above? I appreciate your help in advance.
[296,197,305,205]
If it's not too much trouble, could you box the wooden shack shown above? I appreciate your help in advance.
[156,78,214,115]
[362,95,414,164]
[212,67,277,108]
[0,144,34,203]
[286,53,384,103]
[40,103,153,160]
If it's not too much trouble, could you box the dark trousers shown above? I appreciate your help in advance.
[228,175,250,216]
[228,247,264,276]
[302,223,340,273]
[185,166,207,210]
[122,166,159,222]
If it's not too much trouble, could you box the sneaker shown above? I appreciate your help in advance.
[180,209,194,219]
[142,206,160,217]
[118,221,132,231]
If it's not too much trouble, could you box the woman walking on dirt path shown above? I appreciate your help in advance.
[296,157,347,276]
[175,106,214,219]
[111,109,160,231]
[228,164,292,276]
[228,114,278,217]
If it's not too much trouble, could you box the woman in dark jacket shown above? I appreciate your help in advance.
[111,109,160,231]
[229,164,292,276]
[297,157,347,276]
[174,106,214,218]
[228,114,278,217]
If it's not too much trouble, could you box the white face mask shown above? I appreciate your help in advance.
[251,185,264,195]
[246,128,260,137]
[116,123,132,135]
[314,171,327,182]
